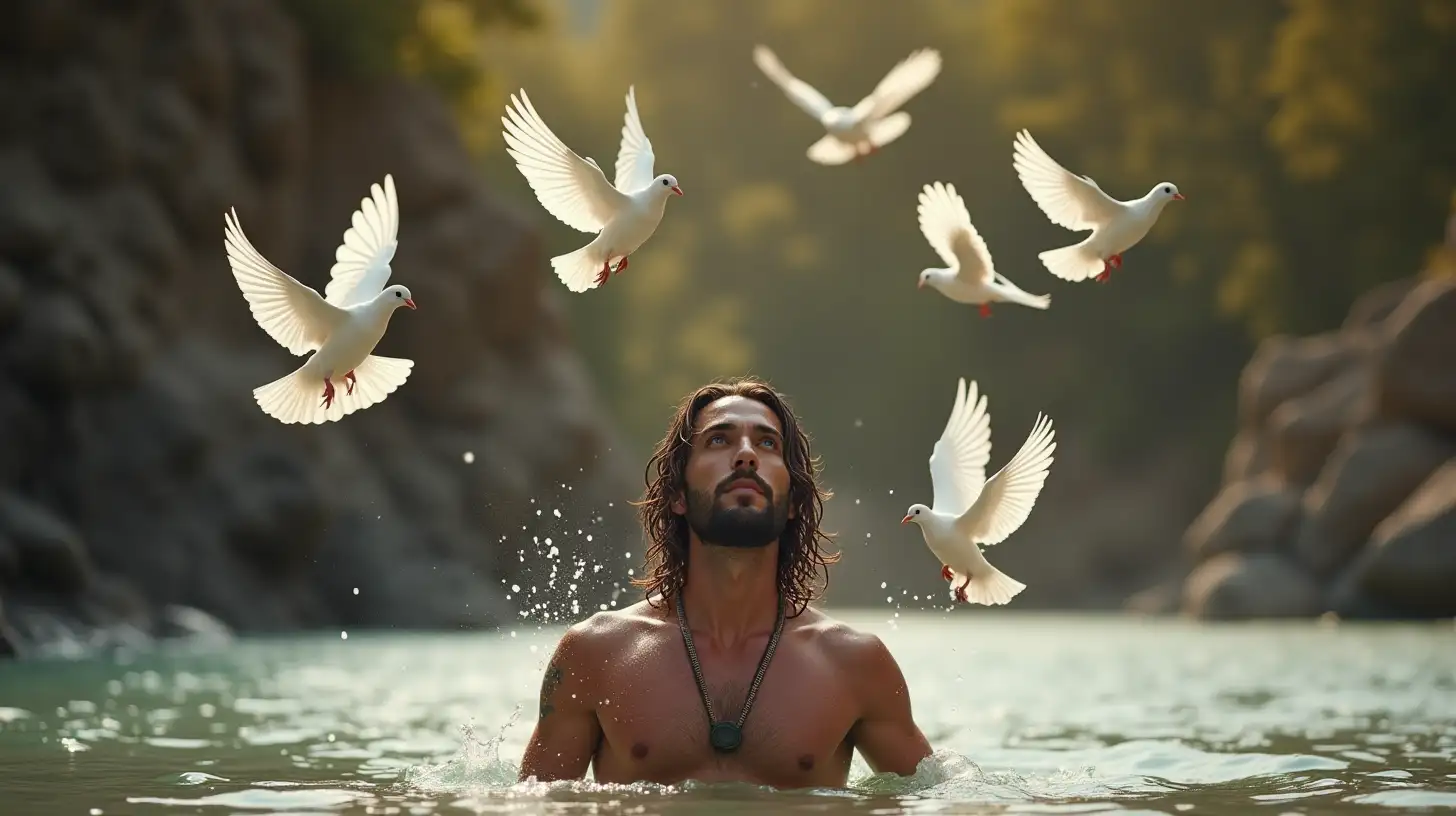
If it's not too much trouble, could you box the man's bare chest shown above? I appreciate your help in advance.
[591,637,858,787]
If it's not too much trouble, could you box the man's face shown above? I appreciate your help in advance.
[675,395,794,549]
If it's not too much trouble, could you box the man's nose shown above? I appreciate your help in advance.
[733,440,759,471]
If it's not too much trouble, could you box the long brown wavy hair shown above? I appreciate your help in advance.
[630,377,838,617]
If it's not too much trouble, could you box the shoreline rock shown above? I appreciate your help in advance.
[1139,275,1456,620]
[0,0,637,659]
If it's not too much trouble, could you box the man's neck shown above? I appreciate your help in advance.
[680,538,780,649]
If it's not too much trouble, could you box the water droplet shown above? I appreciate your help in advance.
[553,508,561,518]
[888,489,895,495]
[854,418,863,428]
[855,498,861,505]
[462,451,475,464]
[340,631,348,640]
[352,587,359,596]
[880,582,887,589]
[511,584,521,593]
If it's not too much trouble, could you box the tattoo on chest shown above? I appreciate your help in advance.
[539,663,563,718]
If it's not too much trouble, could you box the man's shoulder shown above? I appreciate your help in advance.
[792,607,897,669]
[559,598,670,648]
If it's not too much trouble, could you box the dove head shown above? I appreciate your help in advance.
[652,174,683,198]
[383,284,417,311]
[901,503,932,526]
[1152,183,1185,204]
[917,269,950,291]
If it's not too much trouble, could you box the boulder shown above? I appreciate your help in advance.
[1294,423,1456,577]
[1222,428,1270,484]
[1182,552,1324,619]
[0,491,96,594]
[1346,459,1456,617]
[1265,361,1372,486]
[1183,478,1302,563]
[1342,277,1418,335]
[1124,578,1183,615]
[0,0,635,658]
[1374,277,1456,432]
[1237,333,1357,431]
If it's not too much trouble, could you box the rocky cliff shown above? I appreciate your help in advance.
[1134,273,1456,620]
[0,0,638,658]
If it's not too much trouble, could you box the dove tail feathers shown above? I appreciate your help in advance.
[959,564,1027,606]
[1001,285,1051,310]
[253,355,414,425]
[550,245,605,293]
[1038,244,1104,283]
[806,135,859,165]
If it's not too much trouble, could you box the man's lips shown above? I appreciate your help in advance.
[722,478,765,496]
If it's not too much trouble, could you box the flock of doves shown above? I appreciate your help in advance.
[220,45,1184,606]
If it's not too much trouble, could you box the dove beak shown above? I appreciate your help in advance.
[901,514,913,524]
[916,278,925,289]
[405,298,417,310]
[671,185,683,197]
[1173,193,1186,201]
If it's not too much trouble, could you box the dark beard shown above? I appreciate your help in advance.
[684,473,789,549]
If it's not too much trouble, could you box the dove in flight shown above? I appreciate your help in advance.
[224,174,416,425]
[901,378,1056,606]
[1012,129,1184,284]
[915,181,1050,318]
[753,44,941,165]
[501,86,682,293]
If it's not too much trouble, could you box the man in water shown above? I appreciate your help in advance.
[518,377,934,788]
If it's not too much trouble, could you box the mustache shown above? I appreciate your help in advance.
[716,469,772,499]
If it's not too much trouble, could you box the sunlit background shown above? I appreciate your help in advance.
[1,0,1454,649]
[2,2,1455,814]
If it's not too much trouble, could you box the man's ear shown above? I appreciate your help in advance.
[670,491,686,516]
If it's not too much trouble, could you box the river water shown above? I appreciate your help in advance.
[0,611,1453,814]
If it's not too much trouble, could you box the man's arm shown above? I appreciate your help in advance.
[846,633,933,776]
[518,621,604,782]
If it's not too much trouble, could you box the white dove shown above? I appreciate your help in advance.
[753,44,941,165]
[1012,129,1184,284]
[501,86,682,293]
[223,174,416,425]
[915,181,1051,318]
[901,378,1056,606]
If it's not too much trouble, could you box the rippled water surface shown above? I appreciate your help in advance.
[1,611,1454,814]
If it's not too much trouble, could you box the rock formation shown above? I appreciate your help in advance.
[1152,274,1456,620]
[0,0,638,658]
